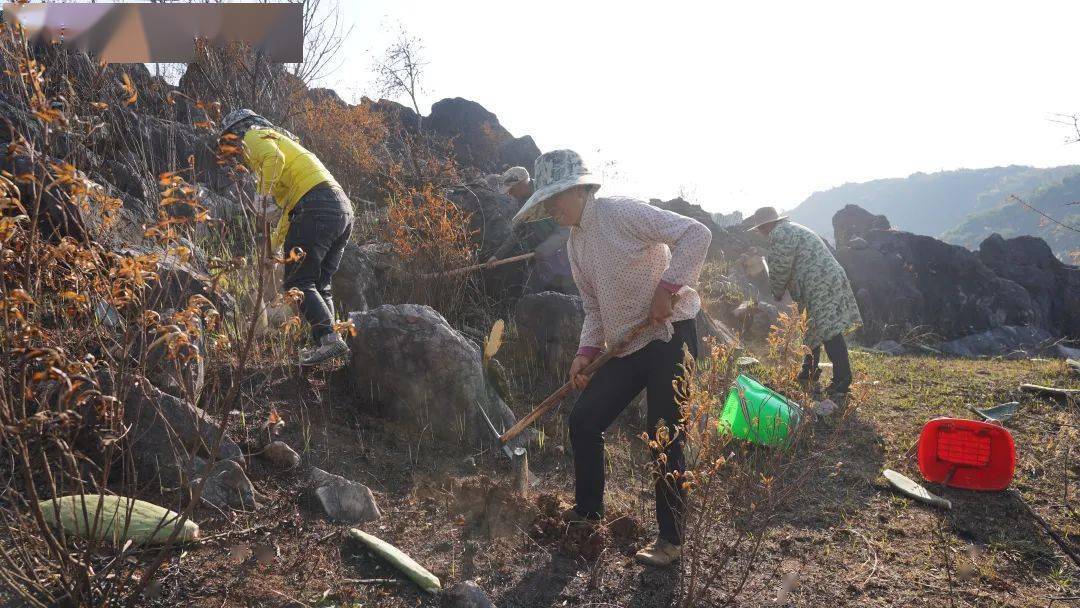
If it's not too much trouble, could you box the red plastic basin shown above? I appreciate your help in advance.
[917,418,1015,491]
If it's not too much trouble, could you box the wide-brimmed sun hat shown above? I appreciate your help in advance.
[744,206,789,232]
[498,166,530,195]
[512,149,601,225]
[219,108,263,136]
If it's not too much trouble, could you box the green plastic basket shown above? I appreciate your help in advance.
[719,374,802,447]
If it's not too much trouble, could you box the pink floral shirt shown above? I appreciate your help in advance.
[568,196,712,359]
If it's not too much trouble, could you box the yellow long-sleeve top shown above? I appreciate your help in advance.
[241,127,340,250]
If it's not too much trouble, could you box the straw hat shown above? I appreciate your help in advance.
[512,150,601,225]
[744,206,788,232]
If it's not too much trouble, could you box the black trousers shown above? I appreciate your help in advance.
[799,332,852,396]
[282,183,353,341]
[569,319,697,545]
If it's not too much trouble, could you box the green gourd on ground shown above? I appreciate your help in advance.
[348,528,441,593]
[38,494,199,546]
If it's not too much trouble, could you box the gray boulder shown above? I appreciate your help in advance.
[331,242,397,315]
[939,326,1055,359]
[117,379,255,510]
[834,213,1037,344]
[869,339,906,356]
[978,233,1080,339]
[445,183,516,259]
[309,467,381,523]
[832,204,891,248]
[445,580,497,608]
[346,305,521,448]
[512,291,585,380]
[191,457,262,510]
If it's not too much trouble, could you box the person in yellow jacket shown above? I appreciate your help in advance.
[219,109,354,365]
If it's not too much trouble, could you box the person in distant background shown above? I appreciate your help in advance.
[487,166,576,295]
[219,108,354,366]
[747,206,862,403]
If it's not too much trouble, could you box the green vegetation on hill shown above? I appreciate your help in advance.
[941,174,1080,261]
[787,165,1080,245]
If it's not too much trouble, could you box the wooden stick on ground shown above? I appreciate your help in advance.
[420,252,535,280]
[1010,489,1080,569]
[1019,384,1080,400]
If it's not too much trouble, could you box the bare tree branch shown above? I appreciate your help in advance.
[1009,194,1080,234]
[372,26,427,131]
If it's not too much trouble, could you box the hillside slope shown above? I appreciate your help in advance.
[942,173,1080,261]
[787,165,1080,245]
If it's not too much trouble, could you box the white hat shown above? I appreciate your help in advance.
[512,150,601,225]
[498,166,530,195]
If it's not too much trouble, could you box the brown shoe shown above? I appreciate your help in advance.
[635,538,681,567]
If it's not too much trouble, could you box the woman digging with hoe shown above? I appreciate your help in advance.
[511,150,712,567]
[219,109,354,366]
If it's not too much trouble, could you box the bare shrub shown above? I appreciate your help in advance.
[0,25,283,606]
[646,308,850,606]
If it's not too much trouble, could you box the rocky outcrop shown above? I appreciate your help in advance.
[445,183,517,259]
[346,305,522,449]
[830,205,1080,351]
[938,326,1056,359]
[651,197,725,257]
[836,227,1036,343]
[512,292,585,383]
[426,97,540,171]
[977,234,1080,338]
[331,242,398,315]
[832,204,891,247]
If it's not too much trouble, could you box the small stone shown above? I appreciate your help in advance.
[309,467,381,523]
[813,399,839,417]
[191,458,262,510]
[445,580,495,608]
[870,340,905,356]
[736,356,761,368]
[261,441,300,470]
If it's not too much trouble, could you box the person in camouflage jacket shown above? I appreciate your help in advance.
[746,207,862,399]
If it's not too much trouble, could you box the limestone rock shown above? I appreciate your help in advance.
[832,204,891,248]
[331,242,396,315]
[192,457,261,510]
[445,580,497,608]
[834,216,1036,344]
[512,291,585,381]
[346,304,521,450]
[309,467,381,523]
[870,340,906,356]
[261,441,301,470]
[978,233,1080,339]
[938,326,1055,359]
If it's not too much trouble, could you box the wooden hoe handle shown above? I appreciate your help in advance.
[420,252,535,279]
[500,294,680,445]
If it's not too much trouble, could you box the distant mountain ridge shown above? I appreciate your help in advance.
[942,174,1080,261]
[786,165,1080,258]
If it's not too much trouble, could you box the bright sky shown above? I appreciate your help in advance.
[319,0,1080,215]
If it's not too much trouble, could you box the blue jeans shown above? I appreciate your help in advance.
[282,183,353,341]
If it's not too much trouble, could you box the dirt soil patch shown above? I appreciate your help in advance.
[142,352,1079,607]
